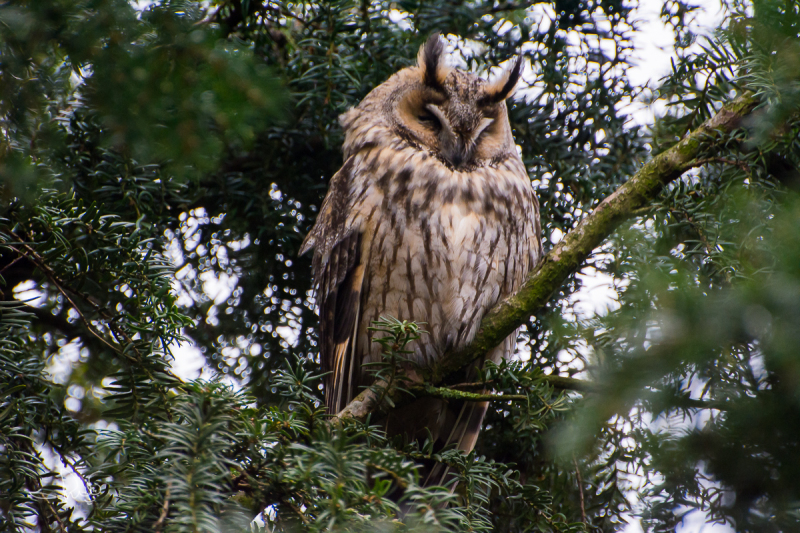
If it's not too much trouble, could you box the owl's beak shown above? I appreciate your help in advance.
[442,138,468,168]
[426,103,474,169]
[439,130,473,169]
[445,118,493,168]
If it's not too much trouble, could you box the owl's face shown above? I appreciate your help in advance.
[340,36,522,171]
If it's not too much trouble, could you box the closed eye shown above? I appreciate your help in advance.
[418,110,441,129]
[422,103,452,134]
[472,117,494,142]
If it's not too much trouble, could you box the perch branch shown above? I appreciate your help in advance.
[332,93,759,423]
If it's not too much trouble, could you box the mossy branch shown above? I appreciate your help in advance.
[415,374,595,402]
[450,374,600,393]
[420,385,527,402]
[332,93,758,423]
[415,379,727,411]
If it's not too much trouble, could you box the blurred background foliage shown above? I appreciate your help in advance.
[0,0,799,531]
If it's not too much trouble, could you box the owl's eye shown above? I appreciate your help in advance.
[418,110,441,129]
[473,117,495,142]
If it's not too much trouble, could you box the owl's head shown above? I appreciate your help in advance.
[340,35,523,171]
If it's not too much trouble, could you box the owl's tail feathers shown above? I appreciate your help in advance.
[386,397,489,517]
[383,396,490,489]
[421,399,489,489]
[420,342,509,489]
[387,344,509,498]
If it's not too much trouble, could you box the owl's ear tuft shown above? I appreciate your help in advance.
[418,33,450,89]
[481,55,524,105]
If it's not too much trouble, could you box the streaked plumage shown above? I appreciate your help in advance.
[301,35,542,486]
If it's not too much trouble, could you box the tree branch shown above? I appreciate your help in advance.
[417,384,528,402]
[416,377,726,411]
[450,374,600,393]
[333,93,759,423]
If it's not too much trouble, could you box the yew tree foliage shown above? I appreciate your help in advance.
[1,0,800,531]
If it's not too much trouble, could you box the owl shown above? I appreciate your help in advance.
[301,35,542,486]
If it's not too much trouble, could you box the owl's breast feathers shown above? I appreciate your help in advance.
[302,141,541,414]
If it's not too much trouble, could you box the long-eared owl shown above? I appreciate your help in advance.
[301,35,542,486]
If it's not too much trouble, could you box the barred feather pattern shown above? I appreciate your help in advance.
[301,42,542,486]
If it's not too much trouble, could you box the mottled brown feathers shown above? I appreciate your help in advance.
[302,36,542,487]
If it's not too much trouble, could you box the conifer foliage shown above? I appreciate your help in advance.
[1,0,799,531]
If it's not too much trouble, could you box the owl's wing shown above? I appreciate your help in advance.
[300,158,366,414]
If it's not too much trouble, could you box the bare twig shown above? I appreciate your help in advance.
[691,156,752,175]
[45,499,67,533]
[403,373,727,409]
[4,230,183,422]
[573,455,586,524]
[153,487,170,533]
[6,236,124,357]
[51,444,94,503]
[449,374,600,392]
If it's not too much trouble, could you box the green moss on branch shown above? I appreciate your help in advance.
[418,385,527,402]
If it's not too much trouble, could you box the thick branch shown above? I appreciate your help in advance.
[334,94,759,423]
